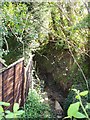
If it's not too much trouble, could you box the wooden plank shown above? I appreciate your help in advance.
[1,58,24,73]
[14,86,22,103]
[4,95,13,102]
[20,60,25,106]
[4,98,14,111]
[2,67,14,108]
[5,105,13,111]
[3,67,14,81]
[7,58,24,69]
[4,82,13,90]
[4,75,14,83]
[4,89,13,96]
[14,61,23,105]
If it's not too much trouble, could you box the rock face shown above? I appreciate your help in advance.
[55,100,62,110]
[55,100,64,118]
[34,42,73,95]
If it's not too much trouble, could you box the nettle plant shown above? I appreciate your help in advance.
[65,89,90,120]
[0,102,24,119]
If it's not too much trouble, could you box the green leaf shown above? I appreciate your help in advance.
[80,91,88,96]
[5,112,14,118]
[0,102,10,106]
[13,103,19,112]
[85,103,90,109]
[5,110,11,114]
[68,102,80,118]
[15,110,25,116]
[64,116,71,119]
[0,115,3,120]
[0,117,3,120]
[72,89,78,93]
[0,106,4,113]
[74,112,86,118]
[76,91,88,99]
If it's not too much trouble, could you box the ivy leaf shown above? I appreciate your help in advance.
[68,102,80,118]
[74,112,86,118]
[76,91,88,99]
[13,103,19,112]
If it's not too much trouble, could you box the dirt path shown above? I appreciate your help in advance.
[41,78,66,119]
[33,71,66,118]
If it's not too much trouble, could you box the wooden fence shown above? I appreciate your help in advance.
[0,56,33,110]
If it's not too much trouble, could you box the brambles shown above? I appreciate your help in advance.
[24,89,52,118]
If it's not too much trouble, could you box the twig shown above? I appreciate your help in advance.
[67,41,89,91]
[35,50,49,61]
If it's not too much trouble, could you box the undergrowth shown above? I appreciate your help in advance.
[24,89,52,119]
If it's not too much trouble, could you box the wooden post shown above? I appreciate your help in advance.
[13,66,15,108]
[20,60,25,107]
